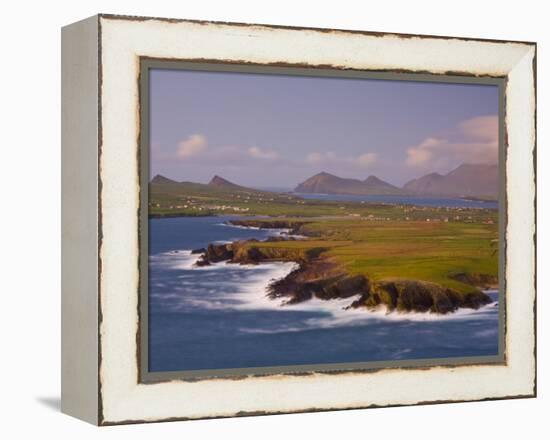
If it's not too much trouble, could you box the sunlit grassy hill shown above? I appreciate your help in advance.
[228,218,498,294]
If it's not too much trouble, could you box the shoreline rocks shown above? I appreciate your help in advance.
[194,221,494,314]
[348,279,492,314]
[448,272,498,289]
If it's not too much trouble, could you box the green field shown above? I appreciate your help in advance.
[149,181,497,223]
[233,218,498,294]
[150,181,498,294]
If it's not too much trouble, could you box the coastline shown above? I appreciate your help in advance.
[147,215,500,372]
[149,212,218,219]
[194,219,495,315]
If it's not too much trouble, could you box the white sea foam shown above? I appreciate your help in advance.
[216,223,260,230]
[150,248,498,333]
[150,248,298,312]
[216,222,307,240]
[236,294,498,334]
[269,229,308,240]
[149,250,200,270]
[391,348,413,359]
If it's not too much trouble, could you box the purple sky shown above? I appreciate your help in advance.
[149,69,499,188]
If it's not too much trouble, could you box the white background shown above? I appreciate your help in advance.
[0,0,546,438]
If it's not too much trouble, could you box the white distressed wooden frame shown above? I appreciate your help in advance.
[61,14,536,425]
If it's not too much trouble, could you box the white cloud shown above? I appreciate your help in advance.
[174,135,283,167]
[458,115,498,142]
[177,134,207,158]
[247,146,279,160]
[406,115,498,169]
[405,137,439,167]
[174,136,378,172]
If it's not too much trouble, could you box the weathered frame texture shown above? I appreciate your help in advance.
[61,14,536,425]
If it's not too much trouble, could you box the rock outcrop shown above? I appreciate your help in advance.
[267,258,360,304]
[448,272,498,289]
[194,222,494,314]
[195,239,323,267]
[268,261,491,313]
[348,279,492,314]
[195,242,236,266]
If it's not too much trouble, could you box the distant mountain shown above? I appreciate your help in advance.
[208,175,248,191]
[401,172,444,195]
[151,174,268,195]
[363,175,403,194]
[403,163,498,198]
[151,174,179,185]
[294,172,404,195]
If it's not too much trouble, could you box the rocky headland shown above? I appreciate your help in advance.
[193,219,495,314]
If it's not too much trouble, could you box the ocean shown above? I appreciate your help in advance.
[148,216,499,373]
[293,193,498,209]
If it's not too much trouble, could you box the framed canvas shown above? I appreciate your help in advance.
[61,14,537,425]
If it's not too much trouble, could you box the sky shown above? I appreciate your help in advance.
[149,68,499,188]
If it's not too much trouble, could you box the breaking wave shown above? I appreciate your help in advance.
[149,249,498,334]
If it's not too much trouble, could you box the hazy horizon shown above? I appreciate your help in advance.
[152,162,499,191]
[149,69,499,187]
